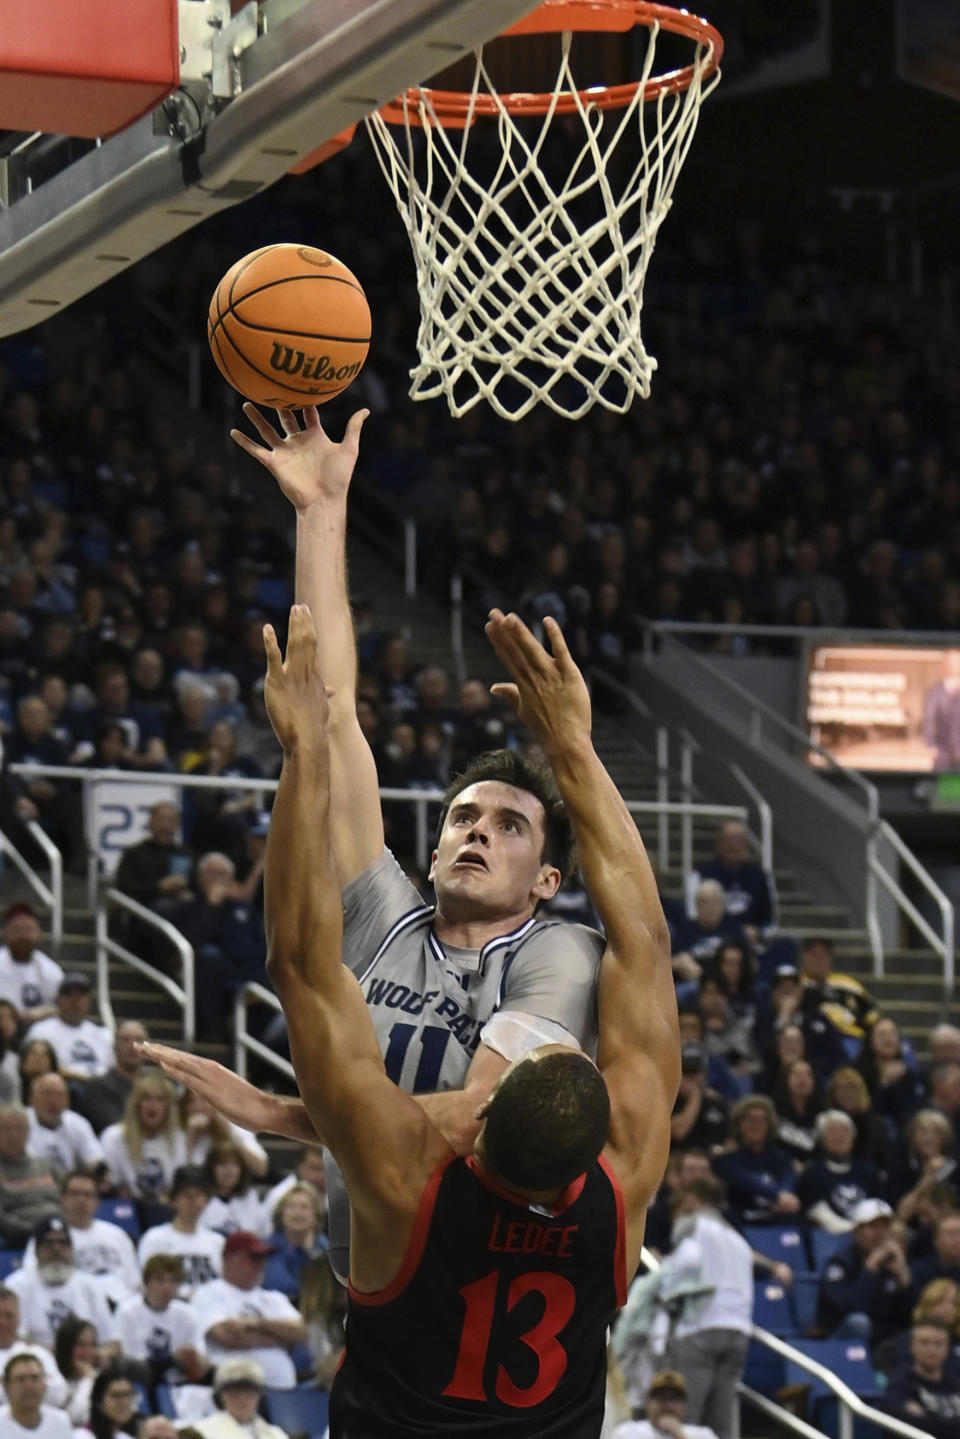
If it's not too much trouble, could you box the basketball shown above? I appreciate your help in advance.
[207,243,371,409]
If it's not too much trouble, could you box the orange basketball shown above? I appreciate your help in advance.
[207,244,371,408]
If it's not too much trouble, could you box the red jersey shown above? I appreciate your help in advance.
[329,1151,627,1437]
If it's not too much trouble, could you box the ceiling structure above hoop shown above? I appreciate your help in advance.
[0,0,543,339]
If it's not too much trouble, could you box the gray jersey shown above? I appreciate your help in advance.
[325,848,603,1278]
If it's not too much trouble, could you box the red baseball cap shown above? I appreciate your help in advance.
[224,1231,275,1259]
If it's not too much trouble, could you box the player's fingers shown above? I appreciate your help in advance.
[302,407,322,430]
[229,430,271,466]
[276,406,301,435]
[242,403,283,447]
[542,615,574,667]
[501,612,552,675]
[263,623,283,674]
[490,682,521,714]
[344,408,370,448]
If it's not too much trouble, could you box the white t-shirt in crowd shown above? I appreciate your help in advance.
[6,1268,113,1346]
[663,1211,754,1341]
[137,1223,224,1297]
[100,1126,188,1199]
[200,1192,269,1239]
[192,1279,301,1388]
[23,1017,114,1079]
[0,948,64,1013]
[23,1220,140,1305]
[110,1293,203,1369]
[0,1346,67,1408]
[26,1110,105,1173]
[187,1123,268,1171]
[0,1405,73,1439]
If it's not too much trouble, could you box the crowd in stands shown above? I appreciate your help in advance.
[1,143,960,1436]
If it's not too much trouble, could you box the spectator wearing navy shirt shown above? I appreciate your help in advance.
[885,1320,960,1437]
[796,1109,884,1233]
[672,881,748,987]
[712,1095,799,1226]
[913,1215,960,1294]
[817,1198,915,1355]
[859,1016,928,1131]
[686,821,778,946]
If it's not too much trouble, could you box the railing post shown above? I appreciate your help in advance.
[680,734,694,882]
[404,517,417,599]
[838,1401,854,1439]
[83,775,99,912]
[235,989,248,1080]
[865,833,884,978]
[656,726,670,870]
[450,572,466,688]
[94,900,117,1034]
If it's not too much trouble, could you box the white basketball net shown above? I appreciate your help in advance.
[365,20,720,420]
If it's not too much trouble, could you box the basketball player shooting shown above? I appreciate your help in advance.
[151,404,606,1285]
[261,601,678,1437]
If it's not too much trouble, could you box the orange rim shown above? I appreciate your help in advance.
[377,0,723,126]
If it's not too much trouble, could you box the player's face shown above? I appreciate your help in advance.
[430,781,560,922]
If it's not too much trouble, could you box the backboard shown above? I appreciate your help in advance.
[0,0,541,338]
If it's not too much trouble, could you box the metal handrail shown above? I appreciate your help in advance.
[0,821,63,955]
[587,666,774,877]
[234,982,294,1083]
[97,888,195,1044]
[636,1246,928,1439]
[644,629,955,988]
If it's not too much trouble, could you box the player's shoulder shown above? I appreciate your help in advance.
[516,919,605,966]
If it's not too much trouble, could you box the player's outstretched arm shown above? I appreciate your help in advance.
[231,406,384,888]
[264,606,450,1287]
[138,1043,323,1145]
[485,611,680,1265]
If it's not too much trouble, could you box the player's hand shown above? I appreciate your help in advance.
[138,1042,279,1133]
[484,610,591,752]
[229,403,368,512]
[263,605,332,754]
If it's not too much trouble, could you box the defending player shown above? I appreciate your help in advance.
[219,405,604,1277]
[257,602,677,1437]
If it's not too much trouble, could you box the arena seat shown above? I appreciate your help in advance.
[752,1280,798,1337]
[742,1338,785,1395]
[789,1273,821,1336]
[743,1224,809,1273]
[96,1197,141,1239]
[784,1339,881,1436]
[0,1250,24,1280]
[264,1386,329,1438]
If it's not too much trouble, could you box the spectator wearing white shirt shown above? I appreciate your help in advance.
[0,1351,72,1439]
[192,1359,286,1439]
[26,1078,104,1176]
[0,1289,68,1411]
[137,1167,223,1298]
[111,1256,207,1390]
[191,1233,305,1390]
[0,905,63,1026]
[200,1145,268,1239]
[662,1178,753,1439]
[50,1317,99,1427]
[612,1369,720,1439]
[100,1076,187,1205]
[23,977,113,1083]
[6,1219,112,1349]
[22,1172,139,1307]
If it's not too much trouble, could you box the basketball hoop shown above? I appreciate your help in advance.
[365,0,722,421]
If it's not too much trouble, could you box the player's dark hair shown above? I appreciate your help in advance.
[482,1050,609,1192]
[436,749,574,880]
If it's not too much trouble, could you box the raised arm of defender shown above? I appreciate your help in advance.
[485,611,680,1267]
[231,405,384,887]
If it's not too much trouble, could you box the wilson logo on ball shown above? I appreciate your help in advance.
[269,345,364,383]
